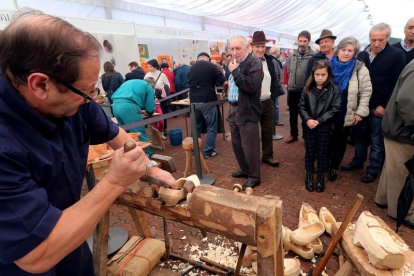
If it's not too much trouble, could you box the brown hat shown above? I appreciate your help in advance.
[250,31,269,45]
[315,29,337,45]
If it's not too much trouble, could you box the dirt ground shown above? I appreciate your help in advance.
[105,94,414,275]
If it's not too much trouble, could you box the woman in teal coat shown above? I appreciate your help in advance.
[112,79,155,156]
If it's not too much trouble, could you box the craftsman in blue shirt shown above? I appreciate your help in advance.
[0,10,176,276]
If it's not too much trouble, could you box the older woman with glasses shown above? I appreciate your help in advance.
[327,36,372,181]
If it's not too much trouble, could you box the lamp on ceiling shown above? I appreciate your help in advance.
[367,14,372,20]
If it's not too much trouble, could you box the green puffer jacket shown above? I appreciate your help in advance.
[343,60,372,126]
[287,47,314,91]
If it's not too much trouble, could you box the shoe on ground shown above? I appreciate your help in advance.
[285,136,298,144]
[242,179,260,190]
[327,169,338,182]
[403,218,414,230]
[361,173,377,183]
[232,171,248,178]
[275,122,284,126]
[161,134,167,140]
[375,202,388,209]
[204,150,217,158]
[340,162,363,171]
[262,158,280,167]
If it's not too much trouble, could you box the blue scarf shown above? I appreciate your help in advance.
[329,56,356,93]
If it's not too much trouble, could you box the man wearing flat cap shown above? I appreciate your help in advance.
[250,31,283,167]
[189,52,227,158]
[305,29,337,80]
[285,30,314,144]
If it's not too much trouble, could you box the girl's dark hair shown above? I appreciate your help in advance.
[103,61,115,74]
[147,59,159,70]
[160,63,169,69]
[304,59,333,93]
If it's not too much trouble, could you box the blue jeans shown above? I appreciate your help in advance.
[366,112,385,175]
[195,106,218,155]
[274,97,280,124]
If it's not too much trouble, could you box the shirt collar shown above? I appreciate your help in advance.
[0,75,58,137]
[401,40,414,51]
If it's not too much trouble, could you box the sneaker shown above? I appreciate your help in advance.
[204,150,218,158]
[161,134,167,140]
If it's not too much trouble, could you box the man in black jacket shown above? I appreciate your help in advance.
[350,23,406,183]
[228,36,264,189]
[125,61,145,80]
[189,52,227,157]
[393,17,414,65]
[250,31,282,167]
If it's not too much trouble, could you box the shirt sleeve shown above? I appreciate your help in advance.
[85,101,119,145]
[0,147,62,264]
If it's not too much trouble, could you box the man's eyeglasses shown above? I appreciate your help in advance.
[45,73,99,103]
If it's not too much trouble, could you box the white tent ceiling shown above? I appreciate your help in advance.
[1,0,412,45]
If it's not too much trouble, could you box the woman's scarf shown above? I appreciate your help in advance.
[329,56,356,93]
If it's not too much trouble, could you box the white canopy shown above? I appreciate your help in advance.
[0,0,412,45]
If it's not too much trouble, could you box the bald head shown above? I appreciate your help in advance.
[0,9,101,85]
[269,46,280,57]
[404,17,414,45]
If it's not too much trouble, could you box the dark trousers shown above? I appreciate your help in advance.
[260,98,275,160]
[303,126,333,173]
[228,106,261,180]
[160,102,170,132]
[349,118,370,166]
[288,89,302,137]
[330,121,350,170]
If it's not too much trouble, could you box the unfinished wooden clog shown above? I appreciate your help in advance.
[353,211,408,269]
[290,222,325,246]
[283,226,314,260]
[310,238,323,254]
[284,258,302,276]
[298,202,325,229]
[319,206,337,235]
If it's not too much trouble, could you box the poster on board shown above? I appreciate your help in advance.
[138,44,149,58]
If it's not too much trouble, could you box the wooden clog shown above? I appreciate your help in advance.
[319,206,337,235]
[284,258,302,276]
[283,226,314,260]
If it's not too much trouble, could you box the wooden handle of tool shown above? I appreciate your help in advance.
[313,194,363,276]
[124,140,136,152]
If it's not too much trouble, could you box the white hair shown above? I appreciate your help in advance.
[230,36,249,47]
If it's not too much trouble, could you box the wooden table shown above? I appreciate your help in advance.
[93,183,284,276]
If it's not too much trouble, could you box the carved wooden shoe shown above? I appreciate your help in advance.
[298,203,324,228]
[353,211,408,269]
[319,206,337,235]
[282,226,314,260]
[310,238,323,254]
[290,223,326,246]
[283,258,302,276]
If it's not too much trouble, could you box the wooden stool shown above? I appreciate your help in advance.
[182,137,210,177]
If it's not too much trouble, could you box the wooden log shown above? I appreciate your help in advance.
[151,154,176,172]
[335,260,356,276]
[115,185,284,275]
[353,211,408,270]
[339,216,414,275]
[93,211,109,276]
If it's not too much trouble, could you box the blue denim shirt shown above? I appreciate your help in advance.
[0,76,119,275]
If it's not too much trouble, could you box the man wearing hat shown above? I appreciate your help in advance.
[285,30,314,144]
[250,31,283,166]
[305,29,337,80]
[188,52,227,157]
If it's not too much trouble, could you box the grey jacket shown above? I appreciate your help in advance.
[287,47,314,91]
[382,60,414,145]
[343,60,372,126]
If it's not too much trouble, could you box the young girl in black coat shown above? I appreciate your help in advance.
[299,60,341,192]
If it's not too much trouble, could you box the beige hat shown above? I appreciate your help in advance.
[315,29,337,45]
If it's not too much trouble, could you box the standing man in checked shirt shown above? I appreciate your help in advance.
[227,36,264,189]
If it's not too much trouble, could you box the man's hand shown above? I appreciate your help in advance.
[353,114,363,125]
[148,167,178,192]
[228,58,239,72]
[374,106,385,117]
[306,119,319,129]
[104,143,149,188]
